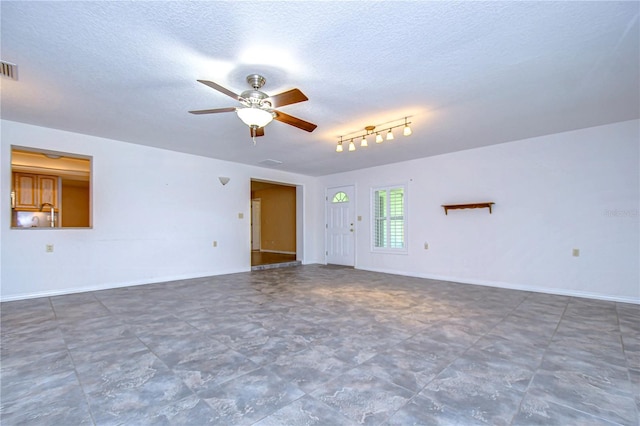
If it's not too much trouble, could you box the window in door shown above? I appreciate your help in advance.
[332,191,349,203]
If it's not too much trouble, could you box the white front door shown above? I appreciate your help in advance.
[326,185,355,266]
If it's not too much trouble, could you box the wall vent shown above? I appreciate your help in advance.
[259,159,283,167]
[1,61,18,80]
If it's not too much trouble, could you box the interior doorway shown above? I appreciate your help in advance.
[250,179,300,267]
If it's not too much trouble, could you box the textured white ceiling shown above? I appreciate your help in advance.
[1,1,638,176]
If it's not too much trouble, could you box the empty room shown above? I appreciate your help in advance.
[1,1,638,425]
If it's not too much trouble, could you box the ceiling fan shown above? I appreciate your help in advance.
[189,74,317,139]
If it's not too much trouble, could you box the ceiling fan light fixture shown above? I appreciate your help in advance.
[236,107,274,128]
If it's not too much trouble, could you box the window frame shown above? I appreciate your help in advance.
[10,146,92,229]
[370,183,408,254]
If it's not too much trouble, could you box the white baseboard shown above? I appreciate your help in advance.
[4,265,637,305]
[357,266,640,305]
[0,268,249,302]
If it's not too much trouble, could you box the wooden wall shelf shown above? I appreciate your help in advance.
[442,202,494,215]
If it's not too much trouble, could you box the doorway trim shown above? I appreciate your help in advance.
[251,198,261,251]
[250,178,303,266]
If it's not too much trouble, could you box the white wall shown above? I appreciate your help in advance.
[320,120,639,303]
[3,119,637,303]
[1,120,324,301]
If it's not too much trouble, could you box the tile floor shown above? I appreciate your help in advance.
[251,251,297,267]
[251,251,300,271]
[1,265,638,425]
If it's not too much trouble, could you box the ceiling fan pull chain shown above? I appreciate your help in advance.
[251,126,257,145]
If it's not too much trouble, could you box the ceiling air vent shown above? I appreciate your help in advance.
[259,159,283,167]
[1,61,18,80]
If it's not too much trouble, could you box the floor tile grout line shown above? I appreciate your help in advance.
[65,293,211,424]
[504,293,568,424]
[615,301,640,423]
[57,314,97,425]
[46,294,98,425]
[379,291,533,425]
[430,291,536,426]
[510,296,633,426]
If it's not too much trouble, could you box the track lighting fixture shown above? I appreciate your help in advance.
[403,117,412,136]
[335,117,412,152]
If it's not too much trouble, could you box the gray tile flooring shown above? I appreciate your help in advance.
[1,265,638,425]
[251,251,297,268]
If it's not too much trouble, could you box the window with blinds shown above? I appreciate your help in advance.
[372,185,406,252]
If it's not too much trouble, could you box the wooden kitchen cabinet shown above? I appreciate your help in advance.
[38,175,58,209]
[12,172,59,211]
[13,173,38,210]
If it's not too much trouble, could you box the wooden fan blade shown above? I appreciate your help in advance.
[197,80,241,101]
[274,110,317,132]
[189,107,236,115]
[268,88,308,108]
[250,127,265,137]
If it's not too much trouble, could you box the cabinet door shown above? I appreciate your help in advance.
[13,173,38,210]
[38,176,58,210]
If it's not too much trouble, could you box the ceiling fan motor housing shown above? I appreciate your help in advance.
[240,89,270,108]
[246,74,266,90]
[240,74,272,108]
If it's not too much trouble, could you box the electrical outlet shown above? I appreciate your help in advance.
[45,244,54,253]
[213,241,217,247]
[572,248,580,257]
[424,242,429,250]
[238,213,244,219]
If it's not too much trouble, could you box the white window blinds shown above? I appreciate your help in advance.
[373,185,406,251]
